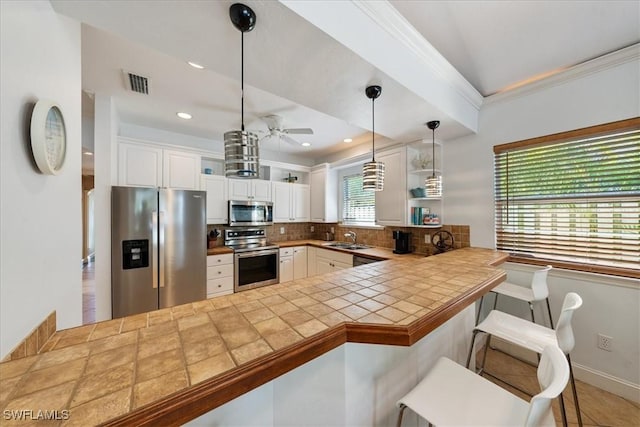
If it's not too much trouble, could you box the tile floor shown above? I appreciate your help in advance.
[481,347,639,427]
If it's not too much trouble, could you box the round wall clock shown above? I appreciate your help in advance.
[30,99,67,175]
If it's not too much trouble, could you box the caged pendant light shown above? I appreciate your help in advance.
[224,3,259,178]
[363,85,384,191]
[425,120,442,197]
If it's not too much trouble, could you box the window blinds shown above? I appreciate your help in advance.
[494,119,640,276]
[343,173,375,223]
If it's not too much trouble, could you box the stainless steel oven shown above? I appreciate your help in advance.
[225,228,279,292]
[228,200,273,226]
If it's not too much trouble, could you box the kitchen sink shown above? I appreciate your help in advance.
[324,242,371,250]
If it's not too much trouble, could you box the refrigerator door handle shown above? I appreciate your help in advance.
[159,211,166,288]
[152,211,159,289]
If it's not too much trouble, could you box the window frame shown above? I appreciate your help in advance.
[493,117,640,279]
[340,169,376,226]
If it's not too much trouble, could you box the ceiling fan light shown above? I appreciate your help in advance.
[363,161,385,191]
[224,130,260,178]
[301,142,311,147]
[425,175,442,198]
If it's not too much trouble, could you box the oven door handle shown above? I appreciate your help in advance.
[235,248,280,258]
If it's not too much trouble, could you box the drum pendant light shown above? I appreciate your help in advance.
[425,120,442,197]
[225,3,259,178]
[363,85,384,191]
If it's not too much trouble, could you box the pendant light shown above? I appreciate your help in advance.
[224,3,259,178]
[363,85,384,191]
[425,120,442,197]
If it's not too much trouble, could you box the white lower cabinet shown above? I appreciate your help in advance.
[207,254,234,298]
[307,247,317,277]
[293,246,307,280]
[315,248,353,274]
[279,247,294,283]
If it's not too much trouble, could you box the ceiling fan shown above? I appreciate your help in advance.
[259,114,314,147]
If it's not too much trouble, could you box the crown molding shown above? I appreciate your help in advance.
[353,0,483,110]
[484,43,640,106]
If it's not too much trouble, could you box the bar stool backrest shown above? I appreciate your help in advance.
[556,292,583,354]
[531,265,553,301]
[526,345,570,426]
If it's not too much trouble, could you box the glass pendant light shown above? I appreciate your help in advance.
[363,85,384,191]
[425,120,442,197]
[224,4,259,178]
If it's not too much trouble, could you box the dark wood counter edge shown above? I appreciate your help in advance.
[100,268,507,426]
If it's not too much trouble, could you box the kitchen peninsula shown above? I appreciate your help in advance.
[0,247,507,426]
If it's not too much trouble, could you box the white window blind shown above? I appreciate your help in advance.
[343,173,375,224]
[494,119,640,277]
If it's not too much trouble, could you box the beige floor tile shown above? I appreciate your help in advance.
[259,295,287,306]
[356,288,380,299]
[138,321,176,341]
[372,293,398,305]
[356,299,386,312]
[324,297,351,310]
[326,287,350,297]
[89,318,123,341]
[391,300,423,315]
[308,290,334,302]
[70,362,134,408]
[263,329,304,350]
[357,312,393,324]
[0,355,38,380]
[290,296,317,308]
[219,327,261,350]
[304,303,335,318]
[234,300,264,313]
[0,375,21,408]
[187,353,235,385]
[15,358,86,397]
[171,303,195,319]
[84,344,136,376]
[182,336,227,365]
[376,306,410,322]
[180,322,219,344]
[62,387,131,427]
[137,332,181,359]
[177,312,211,331]
[341,292,368,304]
[208,307,246,332]
[147,308,173,326]
[133,369,188,409]
[3,381,75,420]
[192,299,214,313]
[88,331,137,355]
[136,348,185,383]
[317,311,352,327]
[121,313,148,332]
[230,339,273,365]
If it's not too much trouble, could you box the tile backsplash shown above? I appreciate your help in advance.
[208,223,470,255]
[3,311,56,361]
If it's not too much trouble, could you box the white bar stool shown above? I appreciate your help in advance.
[396,345,569,427]
[476,265,554,328]
[467,292,583,427]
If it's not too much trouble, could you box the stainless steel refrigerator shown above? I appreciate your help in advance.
[111,186,206,318]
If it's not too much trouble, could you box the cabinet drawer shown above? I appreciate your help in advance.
[207,264,234,279]
[207,277,234,295]
[279,247,293,257]
[207,254,233,266]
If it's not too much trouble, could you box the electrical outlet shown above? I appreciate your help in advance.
[330,227,335,233]
[425,234,429,243]
[310,225,315,232]
[280,227,285,235]
[597,334,613,351]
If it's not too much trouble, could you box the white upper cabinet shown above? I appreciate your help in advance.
[272,182,310,222]
[228,179,272,201]
[162,149,201,190]
[310,164,338,223]
[200,175,228,224]
[118,141,200,190]
[375,146,407,226]
[118,142,163,188]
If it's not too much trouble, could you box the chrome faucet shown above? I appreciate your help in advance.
[344,231,357,244]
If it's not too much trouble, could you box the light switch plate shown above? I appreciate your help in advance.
[280,227,285,234]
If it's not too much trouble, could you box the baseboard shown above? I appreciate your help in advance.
[488,337,640,403]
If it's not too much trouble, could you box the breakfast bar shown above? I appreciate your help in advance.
[0,246,507,426]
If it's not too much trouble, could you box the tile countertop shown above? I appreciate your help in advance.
[0,247,508,427]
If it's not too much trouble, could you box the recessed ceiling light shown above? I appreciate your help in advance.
[83,151,93,156]
[343,138,353,143]
[177,112,192,120]
[187,61,204,69]
[301,142,311,147]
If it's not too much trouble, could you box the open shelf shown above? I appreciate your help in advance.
[408,224,442,229]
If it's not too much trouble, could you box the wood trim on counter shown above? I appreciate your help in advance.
[101,272,506,426]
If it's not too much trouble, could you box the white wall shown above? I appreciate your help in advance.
[187,306,474,426]
[442,51,640,398]
[0,0,82,357]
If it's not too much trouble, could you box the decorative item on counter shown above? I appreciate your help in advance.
[283,172,298,183]
[207,228,220,249]
[410,187,427,198]
[411,151,432,170]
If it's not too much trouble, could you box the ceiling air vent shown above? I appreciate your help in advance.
[123,70,151,95]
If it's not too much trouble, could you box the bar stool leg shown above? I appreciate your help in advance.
[466,330,481,370]
[475,294,486,325]
[546,298,555,329]
[396,404,406,427]
[567,354,583,427]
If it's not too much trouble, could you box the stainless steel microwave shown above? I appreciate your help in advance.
[228,200,273,226]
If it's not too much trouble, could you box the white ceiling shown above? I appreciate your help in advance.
[52,0,639,159]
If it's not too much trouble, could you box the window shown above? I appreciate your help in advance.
[494,118,639,277]
[342,173,375,224]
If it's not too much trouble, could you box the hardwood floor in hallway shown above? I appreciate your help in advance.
[82,260,95,324]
